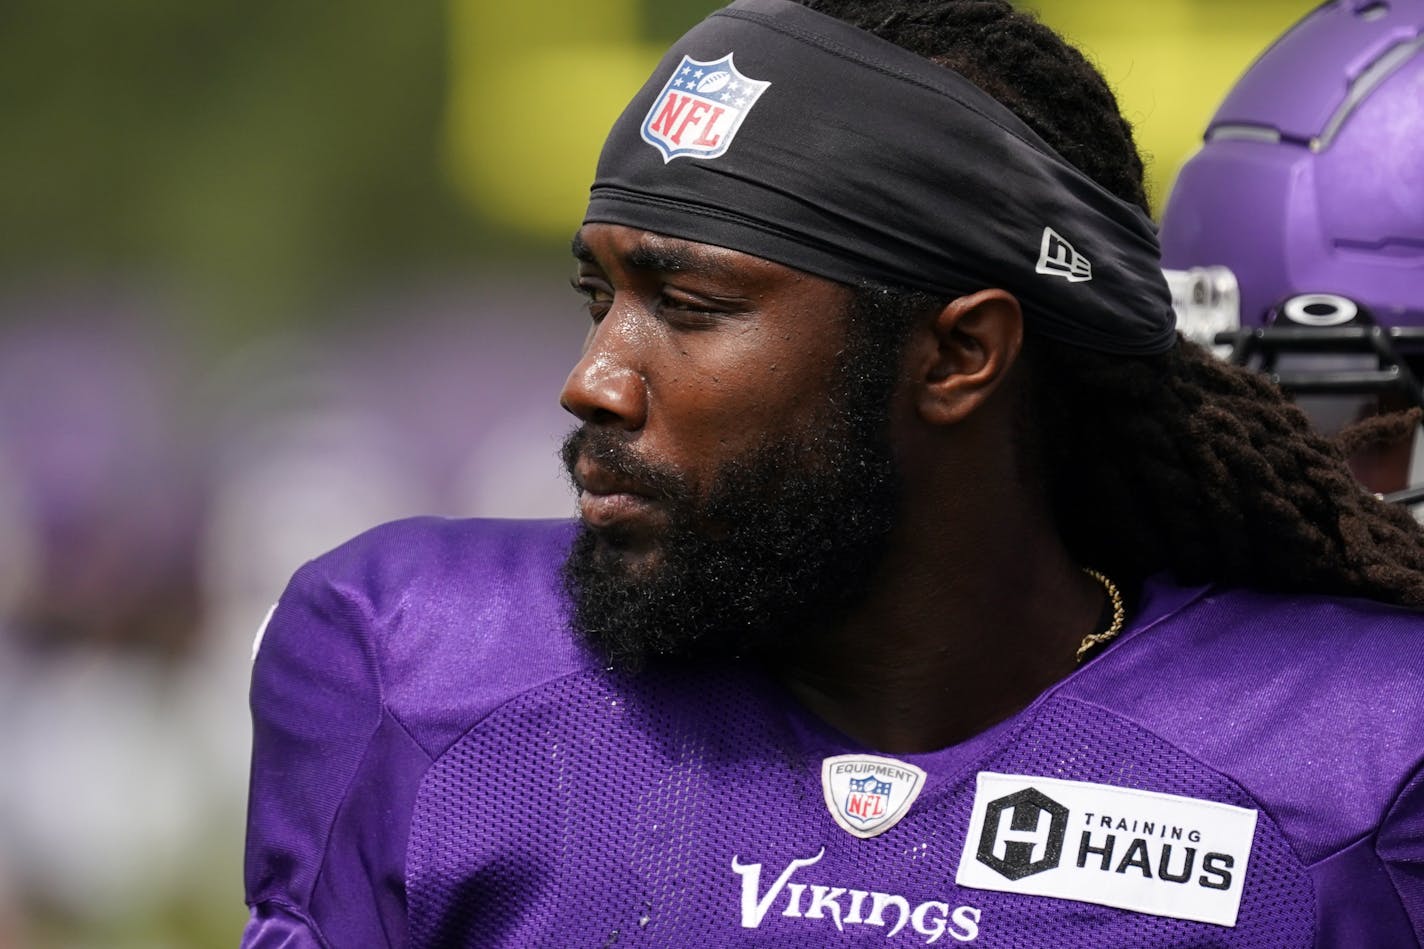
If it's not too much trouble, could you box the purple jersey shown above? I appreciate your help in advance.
[242,518,1424,946]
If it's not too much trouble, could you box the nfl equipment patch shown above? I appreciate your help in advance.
[640,54,770,163]
[821,754,927,839]
[956,772,1258,927]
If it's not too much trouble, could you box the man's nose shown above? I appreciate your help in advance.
[559,321,648,430]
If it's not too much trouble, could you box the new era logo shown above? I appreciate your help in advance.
[1037,227,1092,283]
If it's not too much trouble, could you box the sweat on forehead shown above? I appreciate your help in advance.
[583,0,1175,356]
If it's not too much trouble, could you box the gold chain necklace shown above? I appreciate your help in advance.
[1076,568,1126,664]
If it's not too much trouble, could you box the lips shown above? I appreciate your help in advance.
[574,458,662,531]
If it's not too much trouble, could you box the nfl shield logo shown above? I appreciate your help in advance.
[821,754,927,839]
[639,53,771,163]
[845,775,892,823]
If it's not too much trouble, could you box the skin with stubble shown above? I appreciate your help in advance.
[561,222,1106,753]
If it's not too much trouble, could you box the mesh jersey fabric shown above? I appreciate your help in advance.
[242,517,1424,947]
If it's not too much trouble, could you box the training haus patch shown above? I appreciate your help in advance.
[640,54,770,162]
[821,754,927,839]
[956,772,1258,927]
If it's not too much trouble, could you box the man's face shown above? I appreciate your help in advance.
[560,223,904,666]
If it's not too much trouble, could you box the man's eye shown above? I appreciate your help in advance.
[658,296,708,313]
[570,279,612,320]
[657,293,726,327]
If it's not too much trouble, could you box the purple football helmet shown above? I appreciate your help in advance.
[1160,0,1424,330]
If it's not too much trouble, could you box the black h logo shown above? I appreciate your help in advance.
[976,788,1068,880]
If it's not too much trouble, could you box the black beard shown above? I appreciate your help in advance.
[559,358,901,670]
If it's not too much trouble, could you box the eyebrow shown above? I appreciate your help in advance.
[570,232,593,263]
[628,242,694,273]
[571,229,740,280]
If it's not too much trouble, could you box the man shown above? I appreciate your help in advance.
[242,1,1424,945]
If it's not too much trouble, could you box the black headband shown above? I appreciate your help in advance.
[583,0,1176,355]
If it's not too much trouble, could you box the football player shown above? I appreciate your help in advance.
[1162,0,1424,497]
[243,1,1424,944]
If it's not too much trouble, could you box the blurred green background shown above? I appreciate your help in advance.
[0,1,1314,945]
[1,0,1315,340]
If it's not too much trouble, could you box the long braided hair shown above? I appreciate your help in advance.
[800,0,1424,606]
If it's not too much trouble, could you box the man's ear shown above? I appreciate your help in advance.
[908,289,1024,426]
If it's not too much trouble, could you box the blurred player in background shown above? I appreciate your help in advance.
[1162,0,1424,497]
[244,0,1424,944]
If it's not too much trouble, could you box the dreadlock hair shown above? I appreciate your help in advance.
[801,0,1424,607]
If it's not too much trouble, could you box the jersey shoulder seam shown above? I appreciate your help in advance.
[246,896,336,949]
